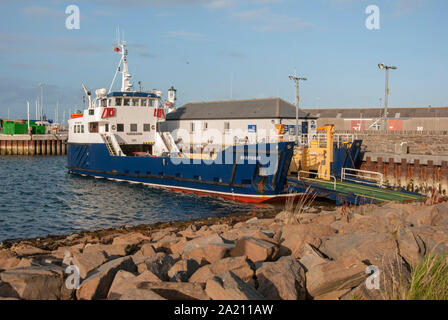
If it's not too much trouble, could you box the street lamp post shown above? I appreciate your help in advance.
[289,75,307,145]
[378,63,397,132]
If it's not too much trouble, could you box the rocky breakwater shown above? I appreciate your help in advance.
[0,201,447,300]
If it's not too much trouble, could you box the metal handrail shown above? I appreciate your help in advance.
[298,170,337,190]
[341,167,383,187]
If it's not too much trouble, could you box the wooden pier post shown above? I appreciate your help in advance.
[62,141,66,155]
[36,140,41,155]
[388,158,395,186]
[11,140,17,155]
[442,161,448,195]
[28,140,35,156]
[0,140,5,155]
[17,140,24,155]
[51,140,56,155]
[428,160,434,190]
[401,158,407,188]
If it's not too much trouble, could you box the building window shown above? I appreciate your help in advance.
[141,99,147,107]
[105,123,109,132]
[143,124,151,132]
[224,122,230,132]
[117,123,124,132]
[190,122,195,133]
[130,123,137,132]
[123,98,130,106]
[115,98,122,106]
[203,122,208,130]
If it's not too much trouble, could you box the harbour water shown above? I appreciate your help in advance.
[0,156,278,242]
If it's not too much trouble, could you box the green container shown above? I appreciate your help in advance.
[2,122,27,134]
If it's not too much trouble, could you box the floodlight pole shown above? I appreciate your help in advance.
[378,64,397,132]
[289,75,307,146]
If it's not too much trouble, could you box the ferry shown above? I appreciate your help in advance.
[66,39,301,203]
[67,38,422,205]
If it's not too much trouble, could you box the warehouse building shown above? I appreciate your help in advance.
[161,97,317,152]
[302,106,448,131]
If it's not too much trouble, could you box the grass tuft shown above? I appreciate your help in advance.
[405,253,448,300]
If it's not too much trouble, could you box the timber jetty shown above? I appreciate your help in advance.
[0,134,67,156]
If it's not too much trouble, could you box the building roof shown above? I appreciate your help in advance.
[166,98,315,121]
[302,106,448,119]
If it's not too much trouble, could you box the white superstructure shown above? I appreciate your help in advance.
[68,39,178,156]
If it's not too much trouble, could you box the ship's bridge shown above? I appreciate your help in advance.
[98,91,161,108]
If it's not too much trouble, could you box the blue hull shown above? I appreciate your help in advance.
[67,142,296,203]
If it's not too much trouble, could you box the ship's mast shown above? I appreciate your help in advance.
[119,40,133,92]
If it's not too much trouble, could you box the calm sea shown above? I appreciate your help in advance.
[0,156,278,242]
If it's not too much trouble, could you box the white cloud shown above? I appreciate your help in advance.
[22,6,64,18]
[164,30,205,39]
[232,8,314,32]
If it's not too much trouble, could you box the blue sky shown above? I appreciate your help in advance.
[1,0,447,121]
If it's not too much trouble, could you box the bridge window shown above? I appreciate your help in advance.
[117,123,124,132]
[108,99,112,106]
[130,123,137,132]
[143,124,151,132]
[81,125,84,133]
[141,99,147,107]
[123,98,130,106]
[148,99,155,107]
[89,109,94,115]
[115,98,122,106]
[101,99,107,107]
[105,123,109,132]
[131,99,139,106]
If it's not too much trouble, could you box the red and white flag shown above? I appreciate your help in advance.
[113,47,121,52]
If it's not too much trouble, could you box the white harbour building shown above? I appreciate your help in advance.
[160,98,317,154]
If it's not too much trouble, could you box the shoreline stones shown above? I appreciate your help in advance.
[0,201,447,300]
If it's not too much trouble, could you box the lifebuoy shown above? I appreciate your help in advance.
[111,124,116,131]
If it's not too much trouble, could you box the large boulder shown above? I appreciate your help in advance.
[279,224,336,258]
[256,256,306,300]
[183,233,225,253]
[298,244,328,272]
[135,252,178,281]
[76,256,136,300]
[340,255,411,300]
[107,270,162,299]
[0,266,66,300]
[189,256,254,283]
[137,281,209,300]
[405,203,448,227]
[319,233,398,265]
[11,245,49,256]
[205,271,265,300]
[306,256,367,298]
[230,237,278,263]
[72,250,108,279]
[183,243,233,265]
[396,227,426,267]
[168,259,200,282]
